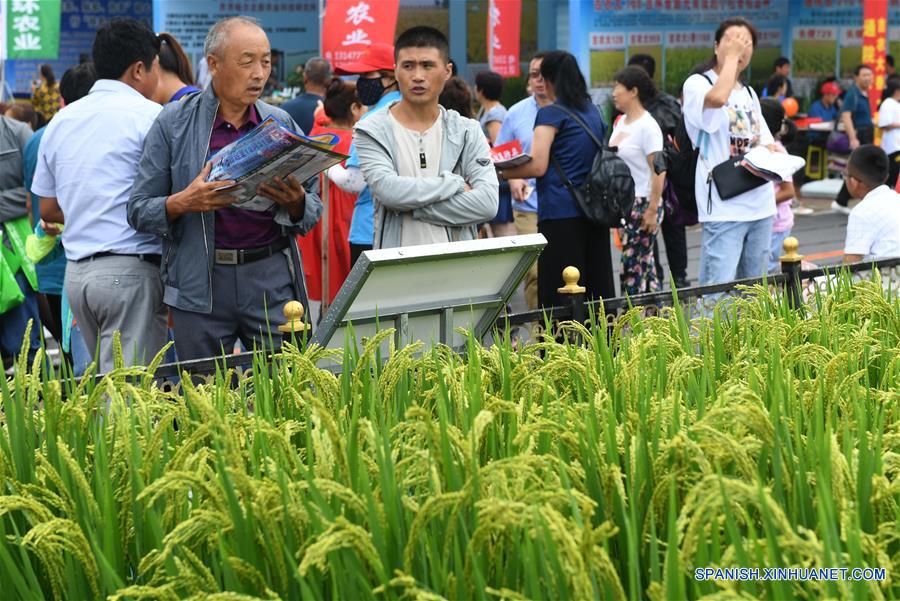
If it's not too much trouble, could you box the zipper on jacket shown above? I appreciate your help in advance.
[357,128,393,249]
[200,99,218,311]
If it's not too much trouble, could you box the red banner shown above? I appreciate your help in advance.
[321,0,399,68]
[488,0,521,77]
[862,0,888,115]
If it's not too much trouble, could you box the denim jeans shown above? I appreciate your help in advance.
[699,216,775,285]
[70,326,91,377]
[769,229,792,275]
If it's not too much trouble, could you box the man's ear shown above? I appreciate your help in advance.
[127,60,145,83]
[207,54,218,78]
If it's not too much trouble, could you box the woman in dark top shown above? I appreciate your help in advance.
[499,50,614,308]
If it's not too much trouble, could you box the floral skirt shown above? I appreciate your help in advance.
[619,196,664,296]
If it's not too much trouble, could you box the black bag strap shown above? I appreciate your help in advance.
[542,103,598,201]
[550,154,576,195]
[547,103,606,202]
[549,103,606,151]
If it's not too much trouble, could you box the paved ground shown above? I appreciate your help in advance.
[499,194,851,314]
[654,195,849,289]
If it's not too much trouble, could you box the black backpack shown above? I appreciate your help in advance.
[664,74,713,222]
[665,74,759,220]
[549,104,634,228]
[665,115,701,222]
[644,92,682,139]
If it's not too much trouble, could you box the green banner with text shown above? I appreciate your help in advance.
[6,0,61,59]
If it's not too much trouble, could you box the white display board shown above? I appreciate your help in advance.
[312,234,546,356]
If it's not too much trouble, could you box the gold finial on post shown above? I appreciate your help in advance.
[779,236,803,263]
[780,236,804,312]
[557,266,586,294]
[278,301,310,334]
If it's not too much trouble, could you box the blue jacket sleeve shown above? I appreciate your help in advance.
[127,116,175,239]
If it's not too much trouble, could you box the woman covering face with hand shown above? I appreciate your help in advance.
[682,17,776,287]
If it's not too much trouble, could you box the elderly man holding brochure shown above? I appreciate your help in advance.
[128,16,323,361]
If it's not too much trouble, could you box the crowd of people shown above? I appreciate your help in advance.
[2,14,900,374]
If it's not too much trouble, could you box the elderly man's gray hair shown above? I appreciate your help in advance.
[303,57,333,86]
[204,16,263,57]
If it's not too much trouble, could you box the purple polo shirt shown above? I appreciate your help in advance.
[208,105,282,249]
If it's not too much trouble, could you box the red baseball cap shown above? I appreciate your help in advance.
[821,81,841,95]
[333,43,395,75]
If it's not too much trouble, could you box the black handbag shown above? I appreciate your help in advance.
[707,153,768,212]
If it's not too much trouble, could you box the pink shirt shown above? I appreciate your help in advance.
[772,141,795,234]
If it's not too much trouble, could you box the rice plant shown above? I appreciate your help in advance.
[1,272,899,600]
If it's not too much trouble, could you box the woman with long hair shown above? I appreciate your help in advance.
[683,17,776,286]
[610,65,666,295]
[298,78,366,305]
[30,64,60,120]
[153,33,200,104]
[499,50,613,307]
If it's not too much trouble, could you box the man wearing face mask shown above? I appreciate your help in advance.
[327,43,401,265]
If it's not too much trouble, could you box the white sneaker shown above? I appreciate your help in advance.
[831,201,851,215]
[792,204,814,215]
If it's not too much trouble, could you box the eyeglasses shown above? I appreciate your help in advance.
[528,71,542,79]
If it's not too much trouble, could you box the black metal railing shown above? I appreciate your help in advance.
[100,249,900,387]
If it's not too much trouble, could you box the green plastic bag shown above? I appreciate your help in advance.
[0,232,25,313]
[25,222,63,264]
[3,216,38,292]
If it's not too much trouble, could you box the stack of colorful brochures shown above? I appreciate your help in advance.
[741,146,806,183]
[207,115,349,212]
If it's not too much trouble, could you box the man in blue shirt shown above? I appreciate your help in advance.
[495,52,550,310]
[807,80,841,152]
[330,43,401,265]
[835,65,875,212]
[33,18,166,372]
[809,81,841,123]
[281,57,332,136]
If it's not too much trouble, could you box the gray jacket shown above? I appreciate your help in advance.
[127,86,322,314]
[354,103,498,249]
[0,116,33,224]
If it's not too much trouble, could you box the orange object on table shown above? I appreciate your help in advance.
[782,97,799,118]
